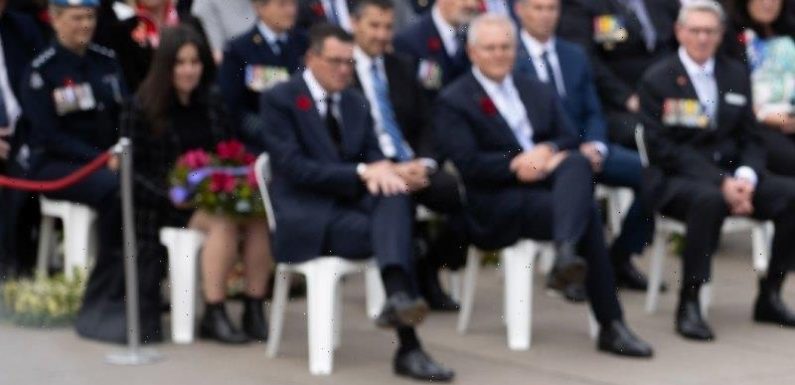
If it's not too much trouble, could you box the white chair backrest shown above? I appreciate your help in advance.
[634,123,650,167]
[254,153,277,232]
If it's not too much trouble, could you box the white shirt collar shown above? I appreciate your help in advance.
[472,67,513,97]
[353,46,384,72]
[302,69,339,113]
[678,46,715,77]
[431,5,459,56]
[520,30,556,58]
[257,21,287,45]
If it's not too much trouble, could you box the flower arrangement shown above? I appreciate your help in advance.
[168,139,266,217]
[1,271,85,328]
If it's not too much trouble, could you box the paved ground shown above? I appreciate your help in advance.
[3,232,795,385]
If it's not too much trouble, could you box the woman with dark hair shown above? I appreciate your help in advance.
[726,0,795,176]
[121,25,272,344]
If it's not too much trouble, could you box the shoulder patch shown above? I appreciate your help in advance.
[88,44,117,59]
[31,47,56,69]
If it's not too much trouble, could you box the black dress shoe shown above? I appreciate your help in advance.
[426,292,460,312]
[376,292,430,329]
[242,296,269,341]
[417,260,460,312]
[614,261,667,292]
[676,296,714,341]
[547,242,588,292]
[394,348,455,382]
[754,288,795,327]
[561,282,588,303]
[597,320,654,358]
[199,303,250,344]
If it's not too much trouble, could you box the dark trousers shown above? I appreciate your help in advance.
[322,194,417,295]
[606,111,643,149]
[597,144,654,257]
[659,173,795,287]
[759,126,795,177]
[412,169,468,271]
[515,154,623,323]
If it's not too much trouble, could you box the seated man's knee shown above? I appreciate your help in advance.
[691,188,727,215]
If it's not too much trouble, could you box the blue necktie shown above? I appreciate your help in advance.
[541,50,564,97]
[370,62,411,161]
[0,89,8,127]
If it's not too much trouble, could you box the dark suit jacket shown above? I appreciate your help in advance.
[515,37,607,144]
[351,52,437,161]
[393,12,470,100]
[260,74,384,263]
[1,10,43,101]
[219,26,307,149]
[433,71,578,248]
[296,0,355,31]
[637,54,766,208]
[558,0,679,111]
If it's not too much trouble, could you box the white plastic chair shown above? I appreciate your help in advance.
[594,184,634,238]
[159,227,205,344]
[36,196,98,279]
[634,125,774,316]
[254,153,385,375]
[457,240,599,351]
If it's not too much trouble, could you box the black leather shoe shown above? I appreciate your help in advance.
[562,282,588,303]
[546,242,587,292]
[376,292,430,329]
[426,291,460,312]
[597,320,653,358]
[394,348,455,382]
[614,261,667,292]
[199,303,249,344]
[676,297,714,341]
[242,297,269,341]
[417,260,460,312]
[754,287,795,327]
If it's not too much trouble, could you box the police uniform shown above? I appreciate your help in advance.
[218,23,307,151]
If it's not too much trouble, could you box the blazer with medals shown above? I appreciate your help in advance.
[433,71,578,249]
[637,54,766,209]
[259,74,384,264]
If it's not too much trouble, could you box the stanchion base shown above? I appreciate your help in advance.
[105,348,163,366]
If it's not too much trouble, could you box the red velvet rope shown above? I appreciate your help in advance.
[0,151,112,192]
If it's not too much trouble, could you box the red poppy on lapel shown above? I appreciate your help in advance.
[296,94,313,111]
[676,75,688,87]
[310,1,325,17]
[480,96,497,117]
[737,31,747,46]
[427,36,442,53]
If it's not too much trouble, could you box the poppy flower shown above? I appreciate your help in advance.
[480,96,497,117]
[296,94,313,111]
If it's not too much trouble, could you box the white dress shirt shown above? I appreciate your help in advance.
[431,6,460,57]
[257,21,288,55]
[520,31,566,97]
[0,31,22,132]
[303,69,340,121]
[472,68,535,151]
[322,0,352,32]
[678,47,758,186]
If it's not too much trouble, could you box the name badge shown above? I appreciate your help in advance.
[724,92,747,106]
[245,65,290,92]
[662,98,710,129]
[593,15,628,49]
[53,83,96,116]
[417,59,443,90]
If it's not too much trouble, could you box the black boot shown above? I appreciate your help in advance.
[754,276,795,327]
[199,302,249,344]
[242,296,269,341]
[597,320,654,358]
[676,285,714,341]
[546,242,587,293]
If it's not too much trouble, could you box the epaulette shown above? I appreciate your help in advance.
[31,47,56,69]
[88,44,117,59]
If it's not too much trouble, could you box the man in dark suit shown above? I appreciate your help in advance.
[392,0,481,101]
[558,0,679,148]
[297,0,354,31]
[219,0,308,152]
[350,0,466,311]
[435,13,653,357]
[0,0,45,279]
[513,0,654,294]
[638,0,795,341]
[260,24,454,381]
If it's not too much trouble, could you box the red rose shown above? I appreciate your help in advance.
[310,2,325,17]
[480,97,497,117]
[243,153,256,165]
[181,149,210,169]
[296,94,313,111]
[209,172,236,193]
[427,37,442,52]
[216,139,245,161]
[247,166,259,188]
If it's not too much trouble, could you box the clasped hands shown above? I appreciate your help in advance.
[359,159,430,196]
[509,144,568,183]
[722,177,755,216]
